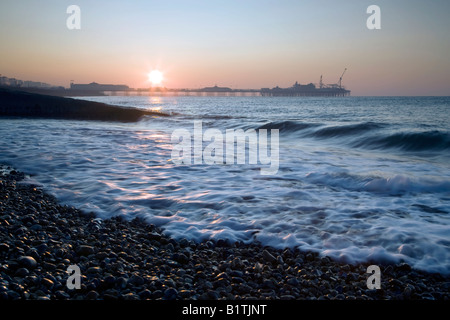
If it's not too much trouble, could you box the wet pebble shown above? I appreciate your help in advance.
[17,256,37,269]
[76,245,94,256]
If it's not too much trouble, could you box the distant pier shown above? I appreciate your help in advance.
[1,79,351,98]
[260,82,350,97]
[105,83,350,97]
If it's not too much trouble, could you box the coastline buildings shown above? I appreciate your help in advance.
[1,74,351,97]
[0,75,53,89]
[70,82,130,92]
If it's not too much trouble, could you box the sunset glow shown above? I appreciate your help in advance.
[148,70,163,86]
[0,1,449,95]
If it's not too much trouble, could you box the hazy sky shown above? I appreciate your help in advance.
[1,0,449,95]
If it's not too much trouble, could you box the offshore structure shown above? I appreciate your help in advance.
[261,69,350,97]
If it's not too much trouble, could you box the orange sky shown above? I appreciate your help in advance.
[1,0,449,96]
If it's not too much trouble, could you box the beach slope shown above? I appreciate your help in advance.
[0,165,449,301]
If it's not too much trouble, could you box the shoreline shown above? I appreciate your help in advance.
[0,165,449,300]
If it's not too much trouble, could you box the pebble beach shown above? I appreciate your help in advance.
[0,164,449,301]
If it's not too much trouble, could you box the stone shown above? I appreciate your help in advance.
[7,290,21,300]
[206,290,220,300]
[306,253,315,262]
[14,268,30,277]
[262,279,276,290]
[163,288,178,300]
[86,290,100,300]
[123,292,139,300]
[147,232,161,241]
[76,245,95,256]
[41,278,54,288]
[96,251,108,260]
[287,277,300,286]
[138,289,152,299]
[103,275,116,288]
[0,243,9,252]
[229,270,243,277]
[421,293,435,300]
[152,290,163,299]
[87,266,102,274]
[116,277,128,289]
[262,250,277,264]
[403,286,413,298]
[397,263,412,273]
[173,253,190,265]
[129,274,145,286]
[17,256,37,269]
[55,290,71,299]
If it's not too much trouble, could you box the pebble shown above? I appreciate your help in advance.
[15,268,30,277]
[0,243,9,252]
[41,278,54,288]
[262,249,277,264]
[86,290,99,300]
[173,253,189,265]
[116,277,127,289]
[163,288,178,300]
[129,275,145,286]
[76,245,95,256]
[87,267,102,274]
[17,256,37,269]
[287,277,300,286]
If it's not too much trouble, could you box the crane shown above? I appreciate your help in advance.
[338,68,347,89]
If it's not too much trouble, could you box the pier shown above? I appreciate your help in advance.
[1,70,351,97]
[260,85,350,97]
[104,83,350,97]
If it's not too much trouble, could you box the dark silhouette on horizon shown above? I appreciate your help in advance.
[0,88,169,122]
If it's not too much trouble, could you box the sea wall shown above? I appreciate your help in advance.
[0,88,167,122]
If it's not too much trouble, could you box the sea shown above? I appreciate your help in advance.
[0,95,449,275]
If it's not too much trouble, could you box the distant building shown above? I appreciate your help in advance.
[70,82,130,91]
[0,76,8,86]
[22,81,52,88]
[261,81,350,97]
[200,85,232,92]
[9,78,18,86]
[0,75,51,88]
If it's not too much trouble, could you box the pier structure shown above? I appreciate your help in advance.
[1,71,351,97]
[261,69,350,97]
[260,82,350,97]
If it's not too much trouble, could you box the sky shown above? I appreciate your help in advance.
[0,0,449,96]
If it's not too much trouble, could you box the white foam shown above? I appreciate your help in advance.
[1,96,449,275]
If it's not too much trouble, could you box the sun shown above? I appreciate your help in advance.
[148,70,163,86]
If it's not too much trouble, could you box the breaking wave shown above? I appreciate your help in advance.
[353,130,450,152]
[258,120,450,153]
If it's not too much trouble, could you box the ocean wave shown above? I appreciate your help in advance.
[305,171,450,195]
[270,120,450,153]
[309,122,385,138]
[257,120,319,132]
[353,130,450,152]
